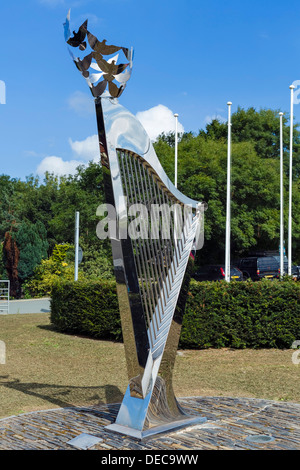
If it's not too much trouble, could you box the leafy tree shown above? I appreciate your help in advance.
[23,243,85,298]
[0,175,21,239]
[229,107,299,161]
[78,238,113,280]
[200,107,300,175]
[154,121,298,265]
[199,119,227,141]
[48,162,105,246]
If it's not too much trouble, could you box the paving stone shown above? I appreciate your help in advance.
[0,397,300,450]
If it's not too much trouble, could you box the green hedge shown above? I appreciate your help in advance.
[181,279,300,349]
[50,278,300,349]
[50,280,122,341]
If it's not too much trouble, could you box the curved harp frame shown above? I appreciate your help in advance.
[96,96,206,439]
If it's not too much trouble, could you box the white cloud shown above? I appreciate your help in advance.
[36,156,83,177]
[68,91,94,118]
[69,134,99,161]
[36,134,100,178]
[136,104,184,142]
[36,103,183,178]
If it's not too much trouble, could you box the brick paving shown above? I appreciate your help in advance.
[0,396,300,450]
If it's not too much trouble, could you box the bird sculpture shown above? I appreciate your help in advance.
[67,20,88,50]
[87,32,122,56]
[64,11,133,99]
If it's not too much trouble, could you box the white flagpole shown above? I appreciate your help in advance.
[288,85,295,276]
[279,112,284,277]
[225,102,232,282]
[74,211,79,281]
[174,113,178,188]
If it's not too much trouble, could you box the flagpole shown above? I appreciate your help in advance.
[225,102,232,282]
[288,85,295,276]
[174,113,178,188]
[279,112,284,277]
[74,211,79,281]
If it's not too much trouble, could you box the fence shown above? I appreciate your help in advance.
[0,280,10,314]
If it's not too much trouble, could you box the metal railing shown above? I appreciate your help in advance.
[0,280,10,314]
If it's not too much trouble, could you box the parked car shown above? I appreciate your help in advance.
[274,256,300,280]
[193,265,243,282]
[236,256,279,281]
[291,265,299,280]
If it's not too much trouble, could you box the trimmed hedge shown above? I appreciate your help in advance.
[181,279,300,349]
[50,278,300,349]
[50,280,122,341]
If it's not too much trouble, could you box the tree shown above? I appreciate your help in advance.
[15,221,49,283]
[154,123,298,265]
[200,107,300,175]
[0,175,20,240]
[48,162,105,246]
[23,243,85,297]
[15,173,60,253]
[3,231,20,298]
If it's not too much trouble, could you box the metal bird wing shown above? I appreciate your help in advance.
[67,20,88,50]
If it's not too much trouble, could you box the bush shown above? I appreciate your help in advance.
[23,242,114,298]
[50,278,300,349]
[50,279,122,340]
[23,244,85,298]
[181,278,300,349]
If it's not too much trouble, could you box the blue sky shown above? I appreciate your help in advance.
[1,0,300,180]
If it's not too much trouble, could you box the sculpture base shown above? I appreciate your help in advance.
[105,415,207,440]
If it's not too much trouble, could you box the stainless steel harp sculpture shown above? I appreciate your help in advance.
[64,12,206,439]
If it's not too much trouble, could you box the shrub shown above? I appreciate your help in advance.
[50,279,122,341]
[23,242,114,298]
[23,243,85,298]
[180,278,300,349]
[50,278,300,349]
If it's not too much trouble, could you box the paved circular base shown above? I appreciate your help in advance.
[1,396,300,450]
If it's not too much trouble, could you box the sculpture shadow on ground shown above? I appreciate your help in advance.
[0,375,123,413]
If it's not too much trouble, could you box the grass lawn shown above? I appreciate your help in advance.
[0,313,299,419]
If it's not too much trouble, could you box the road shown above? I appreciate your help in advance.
[0,298,51,314]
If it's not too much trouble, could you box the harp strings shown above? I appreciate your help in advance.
[117,149,194,350]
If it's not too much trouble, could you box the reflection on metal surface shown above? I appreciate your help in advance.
[98,98,206,439]
[67,19,88,50]
[64,10,133,98]
[65,14,206,439]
